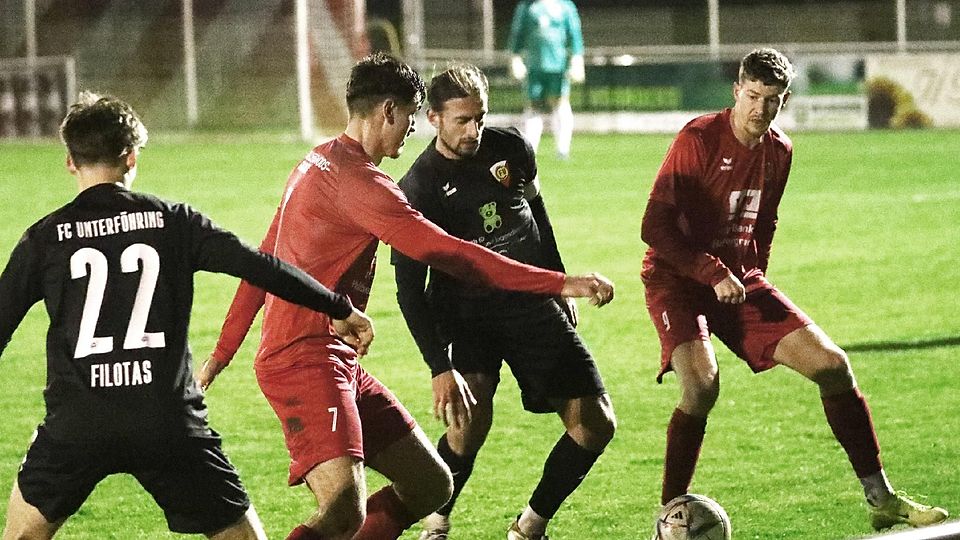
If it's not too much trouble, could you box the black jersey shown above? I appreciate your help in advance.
[392,127,566,375]
[396,127,546,296]
[0,183,352,443]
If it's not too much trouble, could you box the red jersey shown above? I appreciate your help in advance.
[641,108,792,291]
[213,134,566,367]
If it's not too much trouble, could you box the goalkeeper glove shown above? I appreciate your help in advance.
[569,54,585,83]
[511,55,527,80]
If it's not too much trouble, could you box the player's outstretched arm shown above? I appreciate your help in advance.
[196,356,225,391]
[198,302,372,390]
[561,272,615,307]
[331,308,375,356]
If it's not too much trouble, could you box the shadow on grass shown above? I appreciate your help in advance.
[842,335,960,353]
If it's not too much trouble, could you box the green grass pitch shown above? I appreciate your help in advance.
[0,129,957,539]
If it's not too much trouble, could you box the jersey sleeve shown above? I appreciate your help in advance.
[518,133,565,272]
[0,231,43,356]
[393,165,454,376]
[527,193,565,273]
[565,2,585,55]
[755,146,793,273]
[508,2,530,54]
[642,130,732,286]
[185,207,353,365]
[393,251,451,376]
[348,173,566,296]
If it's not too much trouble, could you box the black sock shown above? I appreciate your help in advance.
[435,434,477,516]
[528,433,602,519]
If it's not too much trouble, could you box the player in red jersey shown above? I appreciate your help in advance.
[200,53,614,540]
[642,48,947,531]
[0,92,372,540]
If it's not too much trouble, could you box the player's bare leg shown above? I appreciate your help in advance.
[660,339,719,505]
[289,456,367,540]
[420,373,497,539]
[361,426,453,540]
[2,481,63,540]
[511,393,616,539]
[521,99,551,152]
[207,506,267,540]
[549,96,574,159]
[774,324,948,528]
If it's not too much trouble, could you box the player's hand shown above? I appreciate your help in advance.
[713,274,746,304]
[431,369,477,431]
[569,54,586,83]
[561,272,615,307]
[332,308,375,356]
[511,55,527,80]
[557,296,579,327]
[196,356,226,392]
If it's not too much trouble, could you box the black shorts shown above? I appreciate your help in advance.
[17,425,250,534]
[445,297,605,413]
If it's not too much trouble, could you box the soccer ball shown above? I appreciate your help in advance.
[654,494,731,540]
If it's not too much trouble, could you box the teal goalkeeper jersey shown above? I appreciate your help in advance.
[508,0,584,74]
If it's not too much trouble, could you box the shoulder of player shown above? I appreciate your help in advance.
[767,123,793,153]
[399,143,445,187]
[124,189,196,220]
[483,126,533,160]
[675,111,731,153]
[682,111,726,135]
[485,126,525,145]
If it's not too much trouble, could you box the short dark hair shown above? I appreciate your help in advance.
[739,48,796,89]
[59,91,148,167]
[346,52,425,116]
[427,64,489,112]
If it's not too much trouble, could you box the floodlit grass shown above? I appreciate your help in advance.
[0,129,957,539]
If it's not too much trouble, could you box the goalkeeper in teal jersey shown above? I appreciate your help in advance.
[508,0,584,159]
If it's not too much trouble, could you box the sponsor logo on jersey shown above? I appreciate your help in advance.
[489,160,512,187]
[298,151,332,174]
[478,201,503,233]
[442,182,458,197]
[721,157,734,171]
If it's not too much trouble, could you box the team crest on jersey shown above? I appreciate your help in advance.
[489,160,512,187]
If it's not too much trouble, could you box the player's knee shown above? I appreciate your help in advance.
[812,348,855,391]
[590,399,617,448]
[409,458,454,517]
[680,372,720,412]
[315,487,366,537]
[567,396,617,451]
[337,506,366,538]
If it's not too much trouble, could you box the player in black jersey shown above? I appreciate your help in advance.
[0,92,374,539]
[391,65,616,540]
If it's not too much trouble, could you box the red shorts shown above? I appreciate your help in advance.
[644,280,813,382]
[255,344,416,485]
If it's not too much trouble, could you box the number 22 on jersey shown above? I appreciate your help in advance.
[70,243,165,359]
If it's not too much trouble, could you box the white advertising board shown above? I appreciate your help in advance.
[777,95,868,131]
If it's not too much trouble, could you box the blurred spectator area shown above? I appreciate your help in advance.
[1,0,959,130]
[1,0,300,131]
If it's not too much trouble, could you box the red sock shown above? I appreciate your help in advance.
[286,524,325,540]
[661,408,707,505]
[822,388,882,478]
[351,486,416,540]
